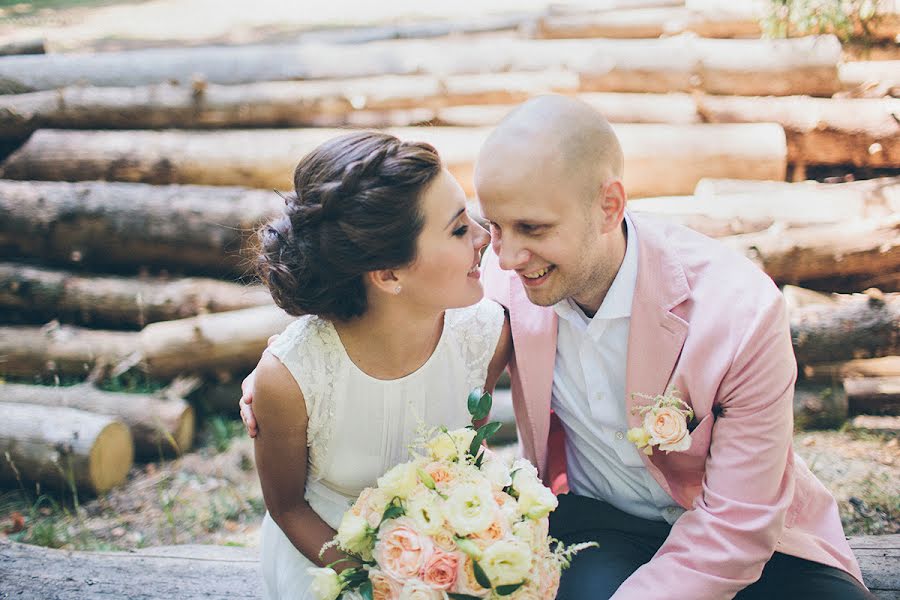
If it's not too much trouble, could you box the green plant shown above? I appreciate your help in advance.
[762,0,885,43]
[206,415,244,453]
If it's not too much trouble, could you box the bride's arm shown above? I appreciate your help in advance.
[252,352,347,569]
[483,312,512,393]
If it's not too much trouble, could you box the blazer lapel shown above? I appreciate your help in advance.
[508,277,557,472]
[625,213,690,500]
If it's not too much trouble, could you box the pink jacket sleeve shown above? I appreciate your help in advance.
[613,294,798,599]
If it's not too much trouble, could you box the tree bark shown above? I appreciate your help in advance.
[0,180,282,276]
[793,383,849,430]
[721,216,900,285]
[0,305,295,381]
[0,38,45,57]
[0,124,786,198]
[0,383,194,458]
[784,286,900,365]
[697,95,900,168]
[0,403,133,495]
[0,262,271,329]
[0,36,842,97]
[844,377,900,416]
[629,176,900,237]
[802,356,900,383]
[530,7,761,39]
[0,71,579,137]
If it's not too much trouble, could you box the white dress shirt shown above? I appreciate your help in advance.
[551,214,685,524]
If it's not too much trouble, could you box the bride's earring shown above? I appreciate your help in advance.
[394,285,402,294]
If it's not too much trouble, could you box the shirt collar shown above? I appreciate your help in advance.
[553,212,638,325]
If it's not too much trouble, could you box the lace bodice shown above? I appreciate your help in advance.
[266,298,505,495]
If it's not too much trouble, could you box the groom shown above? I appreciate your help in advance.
[472,96,870,599]
[241,96,872,598]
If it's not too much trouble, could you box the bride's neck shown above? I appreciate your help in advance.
[332,301,444,380]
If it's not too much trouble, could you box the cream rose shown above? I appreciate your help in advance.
[377,462,420,499]
[515,478,558,520]
[455,555,491,598]
[480,452,512,490]
[368,569,402,600]
[307,567,342,600]
[407,490,445,536]
[337,512,373,559]
[374,517,434,581]
[420,548,459,591]
[353,487,391,528]
[443,482,497,535]
[479,539,533,587]
[644,406,691,452]
[398,579,443,600]
[427,428,477,462]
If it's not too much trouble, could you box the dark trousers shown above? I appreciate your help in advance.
[550,494,874,600]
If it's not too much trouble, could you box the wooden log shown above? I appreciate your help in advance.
[844,376,900,416]
[839,61,900,98]
[0,38,45,57]
[803,357,900,383]
[0,71,579,137]
[0,382,193,458]
[0,403,133,495]
[697,95,900,168]
[0,262,272,329]
[0,123,786,198]
[629,176,900,237]
[849,415,900,434]
[0,305,295,381]
[0,36,842,97]
[784,286,900,365]
[793,383,849,430]
[579,35,841,96]
[721,216,900,285]
[0,542,260,598]
[1,536,896,598]
[530,6,761,39]
[0,180,282,276]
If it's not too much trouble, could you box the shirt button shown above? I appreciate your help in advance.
[615,431,625,440]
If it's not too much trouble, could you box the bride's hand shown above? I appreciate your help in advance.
[239,334,279,438]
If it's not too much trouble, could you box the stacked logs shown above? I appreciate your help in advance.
[0,3,898,495]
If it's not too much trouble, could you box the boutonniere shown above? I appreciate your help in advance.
[626,390,694,455]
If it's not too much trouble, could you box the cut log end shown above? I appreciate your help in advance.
[88,421,133,494]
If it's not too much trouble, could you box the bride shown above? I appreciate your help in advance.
[243,131,511,599]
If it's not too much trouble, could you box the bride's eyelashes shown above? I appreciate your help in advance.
[452,224,469,237]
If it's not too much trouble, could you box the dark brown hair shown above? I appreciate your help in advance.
[257,131,442,321]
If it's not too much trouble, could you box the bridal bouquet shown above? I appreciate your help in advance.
[309,389,593,600]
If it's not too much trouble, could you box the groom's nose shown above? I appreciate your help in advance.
[496,237,530,271]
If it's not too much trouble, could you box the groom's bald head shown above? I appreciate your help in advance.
[474,95,624,205]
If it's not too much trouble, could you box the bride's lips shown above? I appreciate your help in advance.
[467,255,481,279]
[519,265,555,287]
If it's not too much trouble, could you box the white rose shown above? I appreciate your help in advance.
[407,490,446,535]
[307,567,342,600]
[479,540,533,587]
[644,407,691,453]
[427,428,477,461]
[443,482,496,535]
[515,479,558,520]
[377,461,419,499]
[480,453,512,490]
[398,578,444,600]
[511,458,539,480]
[336,512,372,558]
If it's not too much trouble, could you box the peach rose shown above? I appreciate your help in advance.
[455,554,491,598]
[374,518,434,581]
[424,462,454,490]
[534,557,560,599]
[470,518,506,548]
[398,579,443,600]
[353,487,390,528]
[368,569,402,600]
[430,529,458,553]
[420,548,459,591]
[644,406,691,452]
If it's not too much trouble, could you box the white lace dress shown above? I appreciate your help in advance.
[259,298,505,600]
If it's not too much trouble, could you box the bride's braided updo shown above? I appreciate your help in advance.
[257,131,442,321]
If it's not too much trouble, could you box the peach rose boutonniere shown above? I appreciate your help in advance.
[626,390,694,455]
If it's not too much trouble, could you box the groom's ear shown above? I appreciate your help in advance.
[366,269,401,295]
[597,179,626,234]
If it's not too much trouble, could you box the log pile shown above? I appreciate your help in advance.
[0,3,896,499]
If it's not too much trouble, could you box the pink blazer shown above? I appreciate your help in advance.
[482,211,864,598]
